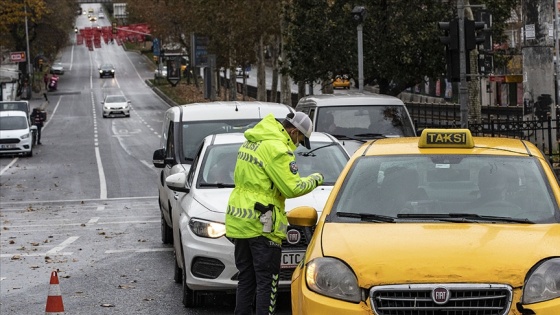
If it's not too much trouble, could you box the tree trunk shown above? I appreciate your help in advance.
[280,1,292,106]
[464,1,482,123]
[270,35,280,103]
[257,35,267,101]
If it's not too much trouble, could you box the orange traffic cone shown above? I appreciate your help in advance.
[45,270,64,314]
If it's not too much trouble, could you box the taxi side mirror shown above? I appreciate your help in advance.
[287,206,318,227]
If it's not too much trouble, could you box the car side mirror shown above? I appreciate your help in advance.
[287,206,318,227]
[101,101,104,104]
[165,173,190,194]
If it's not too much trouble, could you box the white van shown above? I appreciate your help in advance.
[295,93,416,154]
[152,101,293,244]
[0,110,36,157]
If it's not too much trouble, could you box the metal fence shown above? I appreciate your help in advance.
[407,102,560,163]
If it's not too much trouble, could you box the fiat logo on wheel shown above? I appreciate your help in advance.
[432,287,450,304]
[286,229,301,245]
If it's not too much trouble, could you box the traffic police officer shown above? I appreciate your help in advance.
[226,112,323,315]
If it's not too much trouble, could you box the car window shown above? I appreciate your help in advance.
[316,105,415,137]
[198,144,239,185]
[294,142,348,184]
[197,141,348,187]
[332,155,559,223]
[180,119,259,162]
[105,96,126,103]
[0,116,28,130]
[0,102,28,113]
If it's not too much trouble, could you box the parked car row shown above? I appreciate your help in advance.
[151,94,560,313]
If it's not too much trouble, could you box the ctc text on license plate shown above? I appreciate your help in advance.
[281,251,304,269]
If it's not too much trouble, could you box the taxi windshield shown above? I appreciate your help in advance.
[332,155,559,223]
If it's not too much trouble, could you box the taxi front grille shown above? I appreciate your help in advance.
[370,283,512,315]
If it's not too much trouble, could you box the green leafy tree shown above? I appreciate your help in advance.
[1,0,75,77]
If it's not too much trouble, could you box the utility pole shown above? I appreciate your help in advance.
[458,0,468,128]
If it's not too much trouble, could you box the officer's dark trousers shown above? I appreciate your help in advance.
[234,236,281,315]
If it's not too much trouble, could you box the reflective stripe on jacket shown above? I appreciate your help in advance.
[225,114,319,244]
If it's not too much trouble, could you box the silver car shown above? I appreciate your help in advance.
[101,95,131,118]
[50,63,64,75]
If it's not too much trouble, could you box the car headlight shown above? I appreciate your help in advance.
[111,70,114,73]
[522,258,560,304]
[305,257,361,303]
[21,133,30,139]
[188,218,226,238]
[99,70,103,73]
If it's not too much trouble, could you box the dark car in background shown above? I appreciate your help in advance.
[99,64,115,78]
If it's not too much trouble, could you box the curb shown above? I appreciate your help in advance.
[145,79,179,107]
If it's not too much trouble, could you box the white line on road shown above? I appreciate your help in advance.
[105,248,173,254]
[0,252,73,258]
[87,217,100,224]
[0,195,157,206]
[46,236,80,254]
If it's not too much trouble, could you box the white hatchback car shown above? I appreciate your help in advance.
[0,110,36,157]
[101,95,131,118]
[165,132,349,307]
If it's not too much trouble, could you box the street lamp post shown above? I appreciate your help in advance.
[357,24,364,93]
[352,6,367,93]
[23,1,33,98]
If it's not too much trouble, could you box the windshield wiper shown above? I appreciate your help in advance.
[298,143,336,157]
[397,213,534,224]
[353,133,385,138]
[337,211,395,222]
[329,134,367,143]
[199,183,235,188]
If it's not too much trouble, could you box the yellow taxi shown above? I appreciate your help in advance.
[288,129,560,315]
[332,74,351,89]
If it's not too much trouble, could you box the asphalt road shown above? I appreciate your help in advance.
[0,4,292,314]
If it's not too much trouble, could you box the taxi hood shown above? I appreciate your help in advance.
[319,223,560,287]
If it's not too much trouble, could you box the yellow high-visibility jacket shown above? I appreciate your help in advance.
[225,114,322,245]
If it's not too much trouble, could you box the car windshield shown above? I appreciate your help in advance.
[0,116,28,130]
[105,96,126,103]
[180,119,261,162]
[0,102,28,114]
[316,105,415,138]
[331,155,559,223]
[198,141,348,186]
[101,64,113,69]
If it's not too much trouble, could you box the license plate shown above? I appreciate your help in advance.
[281,250,305,269]
[0,144,16,149]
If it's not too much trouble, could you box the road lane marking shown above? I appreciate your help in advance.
[46,236,80,254]
[87,217,100,224]
[0,195,157,206]
[105,248,173,254]
[0,252,73,258]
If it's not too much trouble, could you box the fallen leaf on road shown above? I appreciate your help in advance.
[101,304,115,307]
[30,242,39,246]
[11,255,21,260]
[118,284,135,289]
[30,265,40,269]
[9,240,15,244]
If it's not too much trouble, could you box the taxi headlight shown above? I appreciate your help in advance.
[305,257,361,303]
[188,218,225,238]
[522,258,560,304]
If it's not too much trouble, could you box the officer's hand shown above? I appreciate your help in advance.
[310,173,324,186]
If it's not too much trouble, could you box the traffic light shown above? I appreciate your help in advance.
[438,19,459,50]
[112,22,117,34]
[464,19,486,51]
[438,19,460,81]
